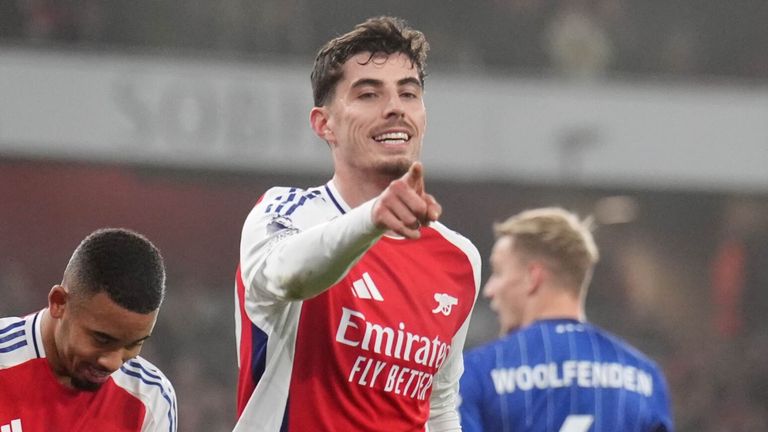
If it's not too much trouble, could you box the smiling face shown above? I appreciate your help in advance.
[49,287,157,391]
[312,52,426,180]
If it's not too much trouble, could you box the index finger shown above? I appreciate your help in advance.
[402,161,424,196]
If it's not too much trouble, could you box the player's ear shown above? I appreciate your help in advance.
[526,262,544,295]
[48,285,69,319]
[310,107,335,144]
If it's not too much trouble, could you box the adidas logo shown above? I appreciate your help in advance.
[1,419,23,432]
[350,272,383,301]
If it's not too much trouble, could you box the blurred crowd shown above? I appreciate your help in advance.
[1,0,768,82]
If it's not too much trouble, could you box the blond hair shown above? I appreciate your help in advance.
[494,207,599,294]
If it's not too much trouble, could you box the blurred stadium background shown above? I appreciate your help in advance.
[2,1,768,430]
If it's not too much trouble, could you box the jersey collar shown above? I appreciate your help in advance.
[323,180,351,215]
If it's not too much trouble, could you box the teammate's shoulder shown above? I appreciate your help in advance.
[0,313,43,368]
[114,356,176,401]
[0,316,28,364]
[0,315,25,332]
[113,356,177,431]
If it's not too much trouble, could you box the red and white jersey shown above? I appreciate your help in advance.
[0,311,177,432]
[235,181,481,432]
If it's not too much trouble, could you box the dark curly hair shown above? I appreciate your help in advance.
[311,16,429,107]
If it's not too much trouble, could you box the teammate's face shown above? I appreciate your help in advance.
[483,236,532,335]
[51,288,157,391]
[317,52,426,179]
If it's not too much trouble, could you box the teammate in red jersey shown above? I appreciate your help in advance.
[234,16,481,432]
[0,228,177,432]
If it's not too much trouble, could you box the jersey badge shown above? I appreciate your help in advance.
[432,293,458,316]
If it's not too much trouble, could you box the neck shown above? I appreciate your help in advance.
[40,309,65,382]
[331,170,397,208]
[526,287,584,325]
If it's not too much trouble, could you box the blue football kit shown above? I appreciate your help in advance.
[459,319,673,432]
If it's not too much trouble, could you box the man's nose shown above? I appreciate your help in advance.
[482,283,495,299]
[383,94,405,118]
[98,349,128,373]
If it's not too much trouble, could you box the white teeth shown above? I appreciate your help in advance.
[374,132,409,142]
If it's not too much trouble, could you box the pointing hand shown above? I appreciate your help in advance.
[371,162,442,239]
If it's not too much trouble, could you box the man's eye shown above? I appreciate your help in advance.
[359,91,377,99]
[128,341,144,350]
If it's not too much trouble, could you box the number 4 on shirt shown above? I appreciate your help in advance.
[560,415,594,432]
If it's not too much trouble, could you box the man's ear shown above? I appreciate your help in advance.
[526,262,545,295]
[48,285,69,319]
[310,107,335,143]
